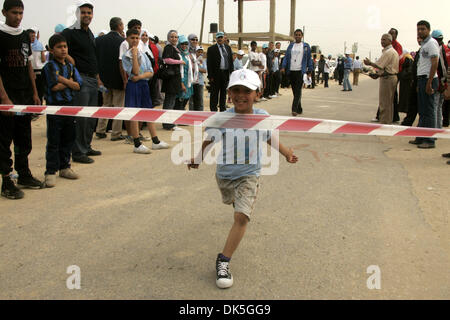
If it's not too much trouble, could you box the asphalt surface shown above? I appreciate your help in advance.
[0,77,449,299]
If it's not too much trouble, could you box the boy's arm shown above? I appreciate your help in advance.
[28,61,41,105]
[0,76,14,116]
[267,135,298,164]
[57,75,80,91]
[0,75,12,105]
[131,47,140,76]
[187,140,214,170]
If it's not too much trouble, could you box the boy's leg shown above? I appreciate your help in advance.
[45,115,62,175]
[222,212,249,258]
[0,114,14,177]
[59,116,77,171]
[95,90,112,135]
[13,114,33,177]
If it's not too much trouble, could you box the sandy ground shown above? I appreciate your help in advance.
[0,76,449,300]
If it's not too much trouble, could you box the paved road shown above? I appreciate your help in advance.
[0,77,449,299]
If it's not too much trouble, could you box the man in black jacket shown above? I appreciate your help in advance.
[95,17,125,141]
[207,32,234,112]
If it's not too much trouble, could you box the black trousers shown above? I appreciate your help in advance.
[324,73,329,88]
[191,84,204,111]
[338,70,344,85]
[443,100,449,127]
[263,72,272,98]
[46,114,76,175]
[210,70,229,112]
[289,71,304,114]
[0,89,34,177]
[270,71,280,95]
[0,114,32,177]
[317,70,324,83]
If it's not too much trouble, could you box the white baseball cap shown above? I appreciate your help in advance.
[196,46,204,51]
[274,49,280,53]
[237,50,245,55]
[227,69,261,91]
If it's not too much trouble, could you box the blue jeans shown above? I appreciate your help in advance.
[343,69,352,91]
[72,76,99,158]
[416,77,438,144]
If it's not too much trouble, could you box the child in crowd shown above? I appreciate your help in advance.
[0,0,44,200]
[42,34,82,188]
[122,29,169,154]
[188,69,298,289]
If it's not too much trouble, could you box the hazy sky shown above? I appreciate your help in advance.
[5,0,450,59]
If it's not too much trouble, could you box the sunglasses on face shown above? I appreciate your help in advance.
[191,39,198,41]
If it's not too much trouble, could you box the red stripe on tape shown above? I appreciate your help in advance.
[333,123,382,135]
[131,109,166,122]
[277,119,322,132]
[395,128,445,137]
[173,112,213,125]
[24,106,46,113]
[55,107,84,116]
[0,105,14,111]
[92,108,124,119]
[221,115,270,129]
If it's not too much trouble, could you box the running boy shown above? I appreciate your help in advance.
[188,69,298,289]
[122,29,169,154]
[42,34,82,188]
[0,0,44,200]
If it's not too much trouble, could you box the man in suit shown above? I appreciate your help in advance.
[207,31,234,112]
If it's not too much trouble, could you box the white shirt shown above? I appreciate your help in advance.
[259,53,267,72]
[249,51,261,72]
[119,40,151,60]
[290,42,304,71]
[417,36,440,78]
[353,59,363,70]
[324,59,332,73]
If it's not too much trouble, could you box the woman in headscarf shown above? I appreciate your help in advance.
[161,30,184,130]
[175,35,197,111]
[188,33,199,55]
[398,50,414,114]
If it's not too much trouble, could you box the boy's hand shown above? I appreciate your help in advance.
[285,148,298,164]
[131,47,139,56]
[187,158,200,170]
[181,83,187,93]
[32,94,41,105]
[0,95,14,116]
[131,75,141,82]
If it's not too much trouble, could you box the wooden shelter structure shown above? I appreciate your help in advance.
[219,0,297,49]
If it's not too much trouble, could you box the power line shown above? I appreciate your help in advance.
[177,0,200,31]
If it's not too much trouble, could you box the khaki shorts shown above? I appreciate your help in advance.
[216,175,260,220]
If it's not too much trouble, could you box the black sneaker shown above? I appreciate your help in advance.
[216,254,233,289]
[442,153,450,159]
[87,149,102,157]
[73,155,95,164]
[96,133,107,139]
[17,174,45,189]
[1,176,25,199]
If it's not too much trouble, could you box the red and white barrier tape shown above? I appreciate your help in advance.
[1,105,449,139]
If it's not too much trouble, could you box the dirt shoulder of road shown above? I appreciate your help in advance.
[381,136,450,246]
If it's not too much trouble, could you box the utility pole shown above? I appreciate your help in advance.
[238,0,243,49]
[199,0,206,44]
